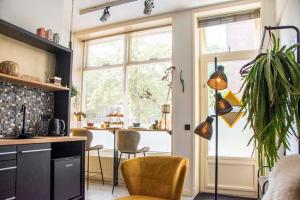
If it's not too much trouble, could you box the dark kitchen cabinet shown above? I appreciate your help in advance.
[0,146,17,200]
[52,156,81,200]
[17,143,51,200]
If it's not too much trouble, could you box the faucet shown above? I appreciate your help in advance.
[21,104,26,135]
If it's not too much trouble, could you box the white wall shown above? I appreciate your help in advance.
[275,0,300,45]
[0,0,71,47]
[172,10,196,196]
[275,0,300,155]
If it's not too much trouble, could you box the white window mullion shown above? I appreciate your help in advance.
[124,33,130,126]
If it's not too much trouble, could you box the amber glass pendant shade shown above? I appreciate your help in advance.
[207,65,228,90]
[216,93,233,116]
[194,116,214,140]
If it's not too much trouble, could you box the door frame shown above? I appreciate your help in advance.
[199,50,259,198]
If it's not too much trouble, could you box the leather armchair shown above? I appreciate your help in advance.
[117,156,189,200]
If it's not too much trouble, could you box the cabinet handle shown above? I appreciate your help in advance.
[5,197,16,200]
[0,166,17,171]
[66,164,73,167]
[0,151,17,156]
[21,148,52,154]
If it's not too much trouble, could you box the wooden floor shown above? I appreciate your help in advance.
[85,181,255,200]
[85,181,193,200]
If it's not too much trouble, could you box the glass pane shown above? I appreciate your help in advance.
[203,19,259,53]
[83,67,124,125]
[86,36,125,67]
[89,130,171,152]
[127,62,172,128]
[207,59,254,158]
[130,28,172,62]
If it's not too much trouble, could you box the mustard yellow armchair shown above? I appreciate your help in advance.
[116,156,189,200]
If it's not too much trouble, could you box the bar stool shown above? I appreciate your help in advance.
[116,130,150,167]
[72,128,105,189]
[112,130,150,193]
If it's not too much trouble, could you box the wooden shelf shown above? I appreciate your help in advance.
[0,19,71,55]
[0,73,69,92]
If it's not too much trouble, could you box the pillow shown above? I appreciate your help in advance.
[262,155,300,200]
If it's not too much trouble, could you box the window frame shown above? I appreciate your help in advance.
[82,26,172,126]
[200,18,261,54]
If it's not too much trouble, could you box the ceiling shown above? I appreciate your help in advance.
[73,0,233,32]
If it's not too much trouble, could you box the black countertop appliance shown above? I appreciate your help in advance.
[48,119,65,136]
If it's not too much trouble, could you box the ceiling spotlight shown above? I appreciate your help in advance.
[100,7,110,22]
[144,0,154,15]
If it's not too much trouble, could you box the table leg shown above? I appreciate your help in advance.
[112,131,119,193]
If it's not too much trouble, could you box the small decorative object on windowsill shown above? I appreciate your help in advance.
[106,113,124,128]
[133,122,140,128]
[136,66,175,130]
[161,104,170,130]
[74,112,86,128]
[87,122,94,127]
[36,27,46,38]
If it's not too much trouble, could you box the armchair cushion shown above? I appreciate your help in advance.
[119,156,188,200]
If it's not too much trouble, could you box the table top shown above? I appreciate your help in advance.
[83,127,172,134]
[0,136,87,146]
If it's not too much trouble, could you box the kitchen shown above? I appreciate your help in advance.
[0,18,86,200]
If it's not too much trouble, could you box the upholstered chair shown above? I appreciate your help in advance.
[117,130,150,161]
[72,128,105,189]
[117,156,189,200]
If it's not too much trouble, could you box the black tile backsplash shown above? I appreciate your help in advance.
[0,81,54,136]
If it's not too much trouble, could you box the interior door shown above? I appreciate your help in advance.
[199,52,258,198]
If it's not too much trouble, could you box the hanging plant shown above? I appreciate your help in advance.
[240,33,300,169]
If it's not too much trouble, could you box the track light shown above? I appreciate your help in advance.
[100,7,110,22]
[144,0,154,15]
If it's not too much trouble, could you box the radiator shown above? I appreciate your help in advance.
[85,156,124,182]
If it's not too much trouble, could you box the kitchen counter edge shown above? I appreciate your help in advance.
[0,136,87,146]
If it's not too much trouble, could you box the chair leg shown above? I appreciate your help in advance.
[118,153,123,169]
[128,154,130,159]
[87,150,90,190]
[143,152,146,157]
[112,152,123,194]
[134,153,136,158]
[97,149,105,185]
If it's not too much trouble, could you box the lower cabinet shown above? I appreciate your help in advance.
[0,146,17,200]
[0,141,84,200]
[52,156,81,200]
[16,143,51,200]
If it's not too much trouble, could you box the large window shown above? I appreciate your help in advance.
[83,27,172,130]
[200,18,260,158]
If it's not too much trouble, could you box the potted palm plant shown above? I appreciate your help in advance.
[241,34,300,168]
